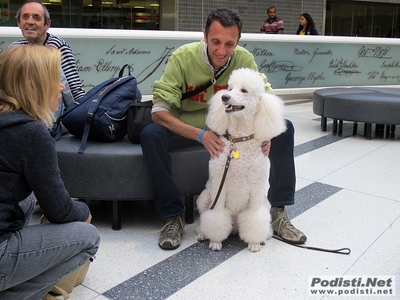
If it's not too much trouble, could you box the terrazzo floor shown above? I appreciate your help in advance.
[32,99,399,300]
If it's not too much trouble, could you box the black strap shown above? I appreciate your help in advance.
[119,64,132,77]
[52,122,63,141]
[272,235,351,255]
[79,98,100,154]
[210,154,232,209]
[52,96,67,141]
[181,68,227,100]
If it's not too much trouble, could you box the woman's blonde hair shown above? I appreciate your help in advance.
[0,44,61,127]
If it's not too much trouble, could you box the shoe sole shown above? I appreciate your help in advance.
[158,242,180,250]
[273,232,307,245]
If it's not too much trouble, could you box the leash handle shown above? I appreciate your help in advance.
[298,245,351,255]
[272,236,351,255]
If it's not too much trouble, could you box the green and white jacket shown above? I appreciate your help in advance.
[152,40,272,129]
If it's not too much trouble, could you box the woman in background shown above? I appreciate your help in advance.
[296,13,319,35]
[0,45,100,300]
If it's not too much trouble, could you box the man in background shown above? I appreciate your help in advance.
[259,6,284,34]
[11,1,85,135]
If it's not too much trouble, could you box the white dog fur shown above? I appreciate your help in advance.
[196,68,287,252]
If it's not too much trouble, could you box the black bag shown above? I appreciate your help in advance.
[62,64,142,153]
[127,69,226,144]
[126,98,152,144]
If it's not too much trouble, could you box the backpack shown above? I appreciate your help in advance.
[61,64,142,153]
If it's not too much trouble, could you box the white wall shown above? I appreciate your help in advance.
[2,27,400,95]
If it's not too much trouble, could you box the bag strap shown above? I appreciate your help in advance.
[52,96,67,141]
[138,68,226,104]
[52,122,63,141]
[119,64,132,77]
[181,68,227,100]
[78,75,132,154]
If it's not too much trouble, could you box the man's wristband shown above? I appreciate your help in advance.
[197,129,206,143]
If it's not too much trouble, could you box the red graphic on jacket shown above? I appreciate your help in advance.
[185,83,228,103]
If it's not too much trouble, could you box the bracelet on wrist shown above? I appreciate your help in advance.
[197,129,206,143]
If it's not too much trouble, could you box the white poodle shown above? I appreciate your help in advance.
[196,68,287,252]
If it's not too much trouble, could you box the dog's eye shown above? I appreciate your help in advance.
[241,89,248,93]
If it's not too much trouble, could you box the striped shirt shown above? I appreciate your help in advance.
[11,33,85,102]
[260,17,284,34]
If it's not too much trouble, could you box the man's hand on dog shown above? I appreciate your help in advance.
[202,130,225,159]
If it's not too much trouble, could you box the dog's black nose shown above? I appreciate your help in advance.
[222,95,230,102]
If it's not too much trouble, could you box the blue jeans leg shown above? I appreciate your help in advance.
[140,123,200,219]
[268,119,296,207]
[0,222,99,300]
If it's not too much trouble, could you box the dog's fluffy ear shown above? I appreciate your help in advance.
[206,90,229,135]
[254,93,287,141]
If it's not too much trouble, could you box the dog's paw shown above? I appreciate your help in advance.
[260,240,266,245]
[248,243,262,252]
[209,241,222,251]
[197,232,207,242]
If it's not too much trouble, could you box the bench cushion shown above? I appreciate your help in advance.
[312,87,375,116]
[323,92,400,124]
[56,134,210,200]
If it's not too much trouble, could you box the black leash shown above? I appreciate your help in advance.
[272,235,351,255]
[210,132,255,210]
[209,132,350,255]
[210,153,232,209]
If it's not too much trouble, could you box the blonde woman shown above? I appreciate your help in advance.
[0,45,100,300]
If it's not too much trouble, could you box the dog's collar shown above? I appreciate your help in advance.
[223,131,254,143]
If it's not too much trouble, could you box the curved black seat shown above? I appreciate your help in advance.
[56,134,210,229]
[313,87,400,139]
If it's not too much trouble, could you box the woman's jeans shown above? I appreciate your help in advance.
[140,119,296,219]
[0,194,100,300]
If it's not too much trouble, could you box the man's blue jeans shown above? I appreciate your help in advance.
[0,194,100,300]
[140,119,296,219]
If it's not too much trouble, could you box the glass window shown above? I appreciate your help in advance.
[1,0,160,29]
[326,0,399,37]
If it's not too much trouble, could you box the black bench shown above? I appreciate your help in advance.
[313,87,400,139]
[56,134,210,230]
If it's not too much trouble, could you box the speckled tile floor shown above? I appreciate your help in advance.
[32,100,400,300]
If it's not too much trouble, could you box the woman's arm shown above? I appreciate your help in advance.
[23,122,90,223]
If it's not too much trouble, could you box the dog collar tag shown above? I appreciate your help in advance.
[233,150,240,159]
